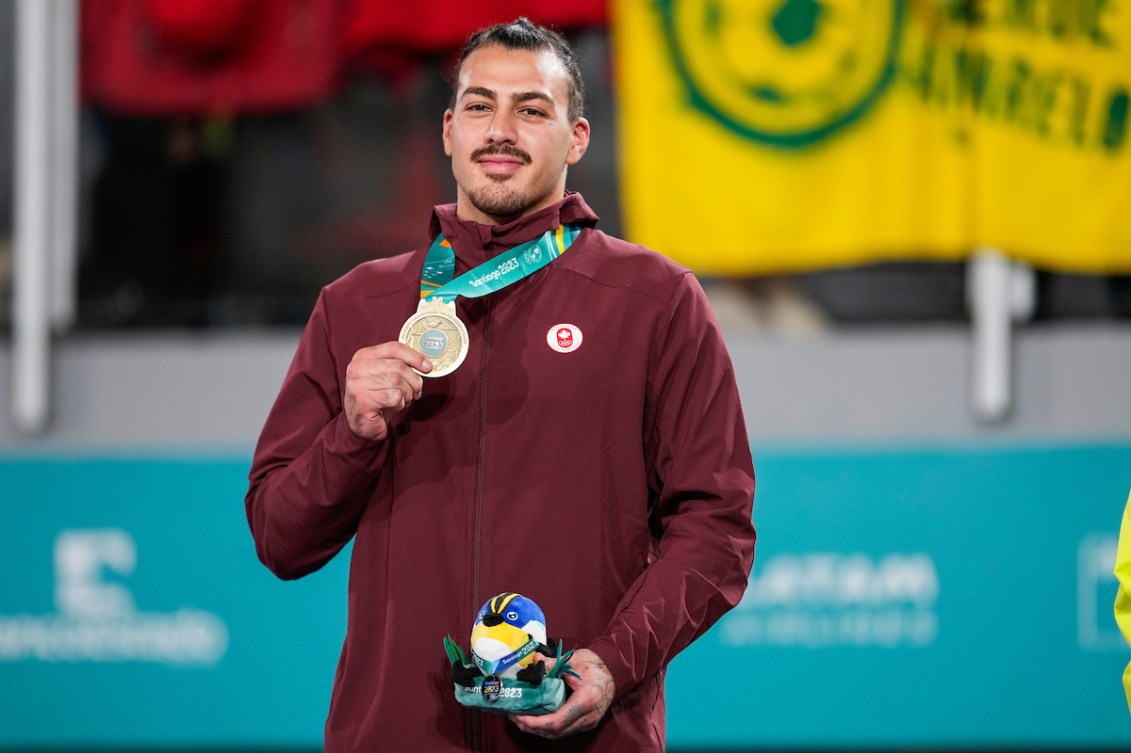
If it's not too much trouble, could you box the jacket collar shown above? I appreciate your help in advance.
[428,192,599,265]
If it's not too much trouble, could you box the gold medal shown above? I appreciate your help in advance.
[399,298,469,377]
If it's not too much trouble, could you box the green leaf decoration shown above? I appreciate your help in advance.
[443,635,471,667]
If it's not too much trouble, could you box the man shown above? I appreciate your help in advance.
[246,18,755,752]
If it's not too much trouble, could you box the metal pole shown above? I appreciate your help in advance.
[967,249,1036,424]
[13,0,54,433]
[50,0,78,333]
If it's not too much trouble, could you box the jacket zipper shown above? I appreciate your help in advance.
[470,296,494,753]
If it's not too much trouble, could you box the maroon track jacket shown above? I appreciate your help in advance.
[246,193,756,752]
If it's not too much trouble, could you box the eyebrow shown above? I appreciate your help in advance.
[514,91,553,107]
[460,86,555,109]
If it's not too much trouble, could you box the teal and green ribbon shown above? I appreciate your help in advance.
[419,224,581,303]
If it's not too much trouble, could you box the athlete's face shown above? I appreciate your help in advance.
[443,45,590,225]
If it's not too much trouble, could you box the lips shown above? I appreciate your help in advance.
[478,157,524,175]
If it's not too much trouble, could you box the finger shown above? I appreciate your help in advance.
[369,387,413,414]
[509,703,565,734]
[351,362,425,407]
[550,691,602,736]
[509,712,563,739]
[348,381,413,434]
[349,353,428,386]
[511,710,599,740]
[510,692,590,738]
[360,341,434,374]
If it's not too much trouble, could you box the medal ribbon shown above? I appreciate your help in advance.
[419,224,581,302]
[472,637,541,677]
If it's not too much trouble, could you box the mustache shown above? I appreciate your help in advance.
[471,145,532,164]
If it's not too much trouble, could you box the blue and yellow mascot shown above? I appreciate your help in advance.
[444,592,578,714]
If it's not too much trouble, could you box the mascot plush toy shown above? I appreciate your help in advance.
[443,592,578,715]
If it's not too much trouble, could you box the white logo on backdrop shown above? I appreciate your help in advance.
[721,552,940,648]
[0,529,228,665]
[1077,533,1123,650]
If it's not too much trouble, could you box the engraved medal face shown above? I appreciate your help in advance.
[398,298,469,378]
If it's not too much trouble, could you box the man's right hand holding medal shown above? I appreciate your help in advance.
[344,342,433,441]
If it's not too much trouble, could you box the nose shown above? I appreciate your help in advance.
[485,109,517,144]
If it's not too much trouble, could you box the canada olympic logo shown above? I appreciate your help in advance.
[547,323,583,354]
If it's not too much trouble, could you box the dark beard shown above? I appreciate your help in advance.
[465,145,535,220]
[466,182,533,221]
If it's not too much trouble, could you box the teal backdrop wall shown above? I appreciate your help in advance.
[2,443,1130,749]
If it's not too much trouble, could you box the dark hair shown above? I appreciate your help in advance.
[450,18,586,122]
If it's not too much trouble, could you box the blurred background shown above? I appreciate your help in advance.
[1,0,1130,750]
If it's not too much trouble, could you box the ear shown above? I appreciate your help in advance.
[566,117,590,166]
[442,109,454,157]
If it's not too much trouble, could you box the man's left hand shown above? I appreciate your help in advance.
[508,648,616,739]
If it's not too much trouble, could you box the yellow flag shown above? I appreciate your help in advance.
[615,0,1131,274]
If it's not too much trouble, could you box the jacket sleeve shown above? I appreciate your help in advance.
[1115,490,1131,713]
[587,271,756,697]
[245,290,388,580]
